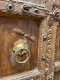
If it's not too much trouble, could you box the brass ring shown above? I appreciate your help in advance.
[14,48,30,64]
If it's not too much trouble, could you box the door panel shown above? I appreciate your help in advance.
[0,17,39,77]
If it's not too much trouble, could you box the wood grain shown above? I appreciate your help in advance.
[0,17,39,77]
[54,23,60,80]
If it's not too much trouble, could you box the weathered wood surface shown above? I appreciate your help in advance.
[0,0,60,80]
[0,68,40,80]
[0,0,41,80]
[54,23,60,80]
[0,17,39,77]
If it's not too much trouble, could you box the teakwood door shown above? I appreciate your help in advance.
[0,0,60,80]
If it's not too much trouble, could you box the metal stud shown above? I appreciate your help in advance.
[41,56,46,61]
[6,1,15,11]
[43,35,47,41]
[34,9,39,14]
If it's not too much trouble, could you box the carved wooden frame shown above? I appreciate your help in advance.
[0,0,59,80]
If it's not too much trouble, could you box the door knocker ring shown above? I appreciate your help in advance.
[11,39,31,64]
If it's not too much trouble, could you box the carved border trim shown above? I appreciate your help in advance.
[0,68,40,80]
[38,15,59,80]
[0,0,46,20]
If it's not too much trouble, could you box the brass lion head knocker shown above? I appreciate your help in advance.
[11,39,30,65]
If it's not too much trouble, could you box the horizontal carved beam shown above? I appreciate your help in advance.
[0,68,40,80]
[0,1,46,20]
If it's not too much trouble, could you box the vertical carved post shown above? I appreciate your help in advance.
[38,15,59,80]
[46,18,59,80]
[38,16,50,79]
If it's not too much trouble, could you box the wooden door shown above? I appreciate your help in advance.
[0,16,40,79]
[0,0,60,80]
[0,0,44,80]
